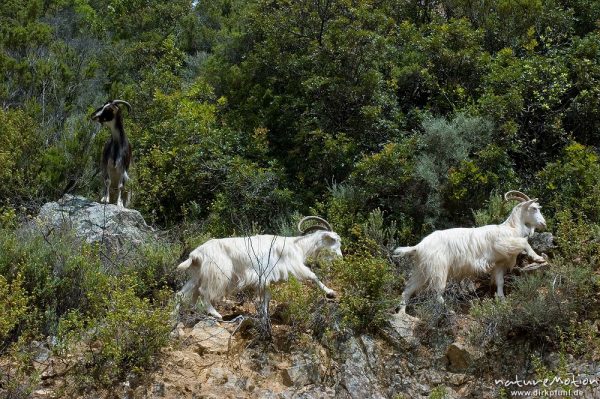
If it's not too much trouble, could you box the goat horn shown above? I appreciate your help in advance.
[111,100,132,112]
[302,225,332,235]
[504,190,531,203]
[297,216,332,235]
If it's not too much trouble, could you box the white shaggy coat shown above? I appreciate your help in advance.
[394,198,546,312]
[176,231,341,319]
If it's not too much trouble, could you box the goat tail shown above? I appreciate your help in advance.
[177,251,203,271]
[177,252,202,271]
[177,258,193,270]
[393,246,417,257]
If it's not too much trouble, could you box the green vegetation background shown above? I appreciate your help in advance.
[0,0,599,395]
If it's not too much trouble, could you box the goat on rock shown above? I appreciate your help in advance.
[393,191,547,313]
[91,99,132,208]
[176,216,341,320]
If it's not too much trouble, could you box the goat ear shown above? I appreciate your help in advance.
[322,232,337,243]
[523,199,539,208]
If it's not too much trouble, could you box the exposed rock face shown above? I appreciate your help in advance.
[445,342,484,373]
[338,336,387,399]
[36,194,151,248]
[281,353,322,388]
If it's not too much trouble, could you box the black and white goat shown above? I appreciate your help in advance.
[91,100,132,208]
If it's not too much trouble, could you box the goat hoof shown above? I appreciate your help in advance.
[326,291,337,299]
[208,312,223,321]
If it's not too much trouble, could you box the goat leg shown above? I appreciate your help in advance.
[492,266,506,298]
[310,272,336,298]
[101,176,110,203]
[524,243,545,263]
[116,178,124,208]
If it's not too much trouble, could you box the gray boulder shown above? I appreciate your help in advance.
[36,194,152,248]
[338,336,386,399]
[529,232,556,254]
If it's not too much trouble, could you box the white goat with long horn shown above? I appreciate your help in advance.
[394,191,547,313]
[176,216,341,320]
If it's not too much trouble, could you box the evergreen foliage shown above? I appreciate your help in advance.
[1,0,599,391]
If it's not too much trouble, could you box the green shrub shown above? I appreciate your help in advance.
[271,277,321,334]
[445,144,519,224]
[361,208,400,254]
[315,183,367,241]
[342,113,497,237]
[429,385,448,399]
[332,238,395,332]
[538,142,600,221]
[470,213,600,347]
[0,336,40,399]
[57,277,172,389]
[0,273,28,344]
[0,228,107,335]
[0,107,101,210]
[127,241,182,298]
[473,191,513,226]
[343,138,424,240]
[553,210,600,262]
[206,157,297,235]
[0,108,45,206]
[471,257,597,347]
[0,224,180,348]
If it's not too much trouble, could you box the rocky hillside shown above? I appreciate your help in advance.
[15,197,598,399]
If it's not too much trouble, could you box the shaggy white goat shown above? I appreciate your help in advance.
[394,191,547,313]
[176,217,341,319]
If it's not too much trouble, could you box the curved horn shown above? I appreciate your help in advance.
[302,225,331,235]
[111,100,132,113]
[297,216,332,235]
[504,190,531,203]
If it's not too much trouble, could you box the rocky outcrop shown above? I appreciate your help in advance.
[529,232,556,254]
[189,319,232,355]
[338,336,387,399]
[35,194,152,249]
[281,353,322,388]
[445,341,484,373]
[387,312,421,348]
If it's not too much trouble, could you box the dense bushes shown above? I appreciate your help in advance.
[332,238,397,332]
[537,142,600,221]
[0,273,28,343]
[57,279,172,389]
[2,0,600,233]
[469,213,600,349]
[2,0,600,393]
[0,226,175,390]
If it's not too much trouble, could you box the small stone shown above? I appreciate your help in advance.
[388,312,421,347]
[445,342,483,372]
[190,320,231,354]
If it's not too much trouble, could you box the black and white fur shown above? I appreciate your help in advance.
[91,100,132,208]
